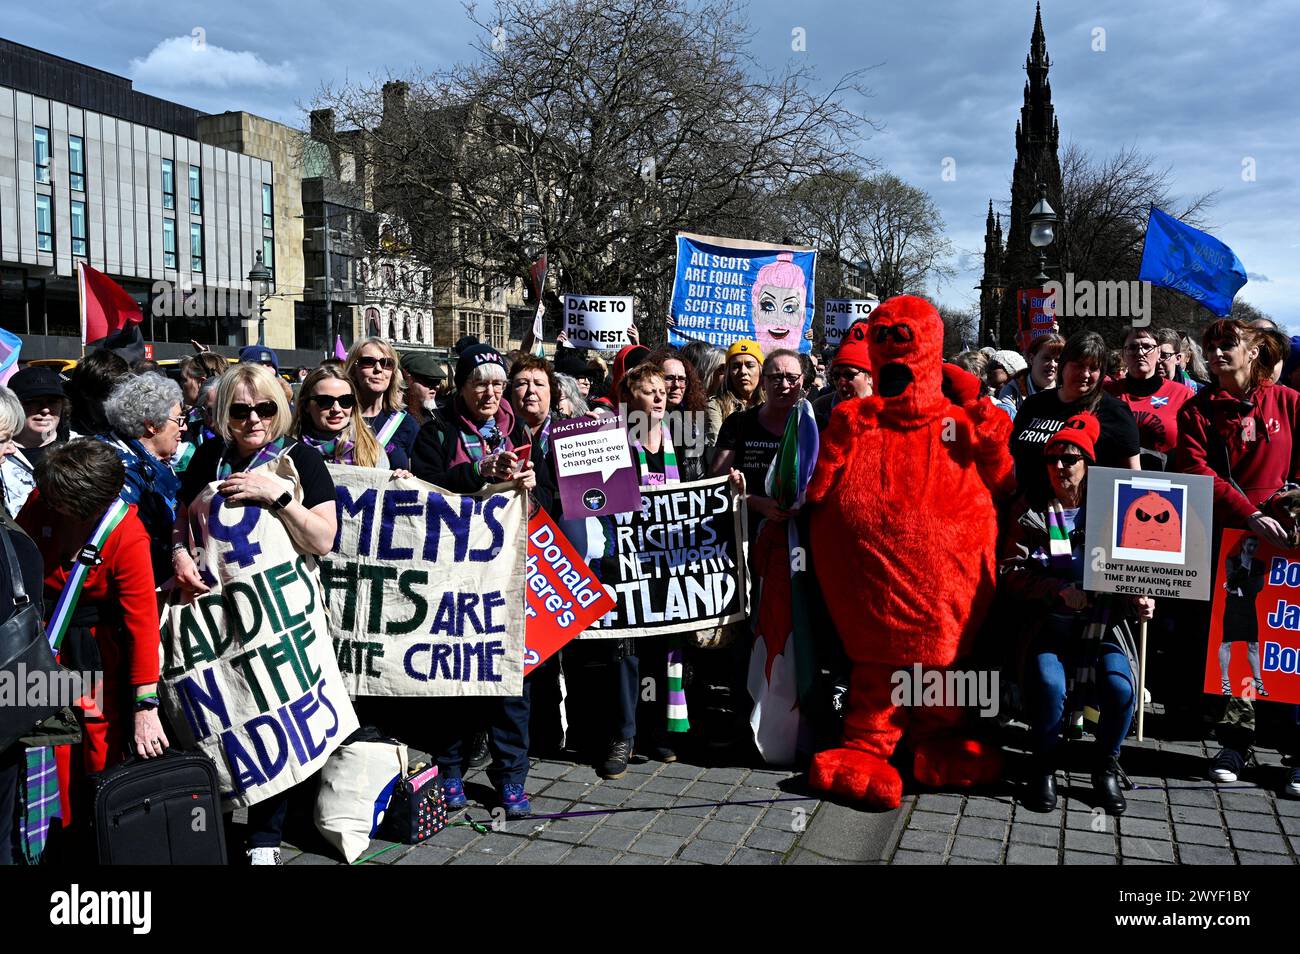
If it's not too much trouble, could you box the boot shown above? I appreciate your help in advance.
[1022,754,1057,813]
[1092,754,1127,816]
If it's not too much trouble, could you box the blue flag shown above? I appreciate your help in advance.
[1138,207,1247,317]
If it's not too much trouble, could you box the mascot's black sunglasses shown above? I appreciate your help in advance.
[871,324,913,343]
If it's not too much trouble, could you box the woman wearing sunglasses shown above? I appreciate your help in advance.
[169,363,340,864]
[345,337,420,469]
[997,413,1151,816]
[292,366,407,473]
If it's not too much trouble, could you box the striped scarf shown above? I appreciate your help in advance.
[20,497,131,863]
[631,431,688,732]
[218,437,288,479]
[300,431,356,465]
[1045,499,1075,571]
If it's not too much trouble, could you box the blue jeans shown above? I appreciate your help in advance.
[1026,617,1135,759]
[429,682,531,787]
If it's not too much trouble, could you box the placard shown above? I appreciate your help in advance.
[823,298,878,346]
[563,294,633,350]
[551,415,642,517]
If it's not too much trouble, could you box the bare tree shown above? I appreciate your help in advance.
[938,304,977,357]
[846,173,955,300]
[314,0,876,346]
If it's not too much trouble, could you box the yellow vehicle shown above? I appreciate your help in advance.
[24,358,78,374]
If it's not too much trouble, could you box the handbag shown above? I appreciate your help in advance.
[380,763,448,845]
[0,523,68,752]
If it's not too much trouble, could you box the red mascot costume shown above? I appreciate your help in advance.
[807,296,1015,809]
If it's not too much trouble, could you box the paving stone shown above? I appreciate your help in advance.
[392,845,456,865]
[746,769,793,787]
[286,852,340,865]
[642,775,695,796]
[956,816,1008,841]
[625,759,659,775]
[714,804,765,824]
[702,766,749,784]
[892,850,945,865]
[1066,810,1111,831]
[669,801,721,818]
[907,811,959,833]
[1229,829,1290,854]
[1171,805,1221,826]
[603,809,660,830]
[659,762,703,778]
[1173,823,1230,847]
[1223,811,1281,833]
[759,805,803,830]
[1010,824,1059,848]
[536,823,589,844]
[1168,789,1219,808]
[746,826,796,853]
[430,825,484,849]
[682,780,735,801]
[601,773,643,790]
[1064,829,1117,854]
[648,812,704,837]
[1120,817,1172,841]
[543,781,595,801]
[1176,844,1235,864]
[1007,844,1059,865]
[582,787,629,807]
[679,839,737,864]
[1219,792,1274,814]
[1122,800,1168,821]
[1279,816,1300,836]
[1013,807,1063,827]
[621,792,674,809]
[1121,837,1175,862]
[1276,798,1300,816]
[697,820,750,844]
[509,839,573,864]
[628,831,688,858]
[915,793,964,814]
[899,828,950,854]
[527,797,573,815]
[962,799,1014,821]
[528,761,571,779]
[581,825,639,851]
[558,846,619,865]
[469,832,528,856]
[949,836,1003,861]
[730,847,784,865]
[1237,852,1296,865]
[1063,850,1117,864]
[613,853,665,864]
[563,766,602,784]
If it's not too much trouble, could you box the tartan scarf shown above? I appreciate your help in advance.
[300,429,356,465]
[218,436,289,479]
[630,430,688,732]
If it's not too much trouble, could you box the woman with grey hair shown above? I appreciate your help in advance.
[100,372,186,583]
[0,386,30,517]
[555,373,590,419]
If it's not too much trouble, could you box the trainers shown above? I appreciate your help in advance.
[498,782,531,819]
[246,847,282,866]
[1284,768,1300,800]
[443,775,468,809]
[600,737,634,779]
[1209,747,1248,783]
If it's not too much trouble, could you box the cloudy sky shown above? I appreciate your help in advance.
[7,0,1296,329]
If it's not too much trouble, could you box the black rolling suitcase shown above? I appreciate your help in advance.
[86,750,227,865]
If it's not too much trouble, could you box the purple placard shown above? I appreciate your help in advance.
[551,415,643,517]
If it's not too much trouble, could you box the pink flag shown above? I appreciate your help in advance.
[334,335,347,361]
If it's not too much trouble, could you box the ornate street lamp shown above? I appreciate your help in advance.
[247,250,273,345]
[1028,182,1058,284]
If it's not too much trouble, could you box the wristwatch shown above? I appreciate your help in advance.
[268,490,293,512]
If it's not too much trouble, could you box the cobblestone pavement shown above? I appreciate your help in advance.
[274,736,1298,866]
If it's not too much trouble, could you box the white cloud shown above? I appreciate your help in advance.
[129,35,297,90]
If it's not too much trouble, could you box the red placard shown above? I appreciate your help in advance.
[1203,529,1300,705]
[524,510,615,674]
[1016,288,1058,352]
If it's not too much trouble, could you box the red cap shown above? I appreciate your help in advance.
[833,321,872,372]
[1045,412,1100,462]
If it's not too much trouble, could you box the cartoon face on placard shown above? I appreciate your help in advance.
[1112,481,1186,565]
[751,252,808,354]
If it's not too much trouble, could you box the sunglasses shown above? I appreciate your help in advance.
[309,393,357,411]
[1045,453,1084,467]
[356,356,396,371]
[229,401,278,421]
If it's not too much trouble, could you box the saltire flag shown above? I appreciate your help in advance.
[78,262,143,348]
[1138,206,1247,317]
[748,398,820,765]
[0,328,21,385]
[521,252,547,357]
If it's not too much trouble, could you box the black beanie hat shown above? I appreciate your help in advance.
[455,344,507,391]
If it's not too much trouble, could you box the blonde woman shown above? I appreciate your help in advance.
[293,366,407,473]
[345,337,419,469]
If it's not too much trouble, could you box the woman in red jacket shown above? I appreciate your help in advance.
[1174,318,1300,798]
[17,439,167,827]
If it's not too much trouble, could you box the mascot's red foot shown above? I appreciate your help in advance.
[809,748,903,810]
[912,736,1004,790]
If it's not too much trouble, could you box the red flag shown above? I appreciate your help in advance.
[78,262,142,346]
[522,252,548,356]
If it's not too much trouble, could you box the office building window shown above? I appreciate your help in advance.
[36,195,53,252]
[70,200,87,257]
[190,222,204,273]
[262,183,273,230]
[162,159,175,210]
[263,237,274,274]
[69,136,85,191]
[34,127,50,184]
[189,166,201,215]
[487,314,506,350]
[163,219,177,269]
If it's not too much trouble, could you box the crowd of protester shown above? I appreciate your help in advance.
[0,310,1297,867]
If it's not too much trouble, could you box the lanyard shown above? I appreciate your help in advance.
[373,410,407,449]
[45,498,130,651]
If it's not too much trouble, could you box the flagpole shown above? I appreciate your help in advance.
[77,260,87,357]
